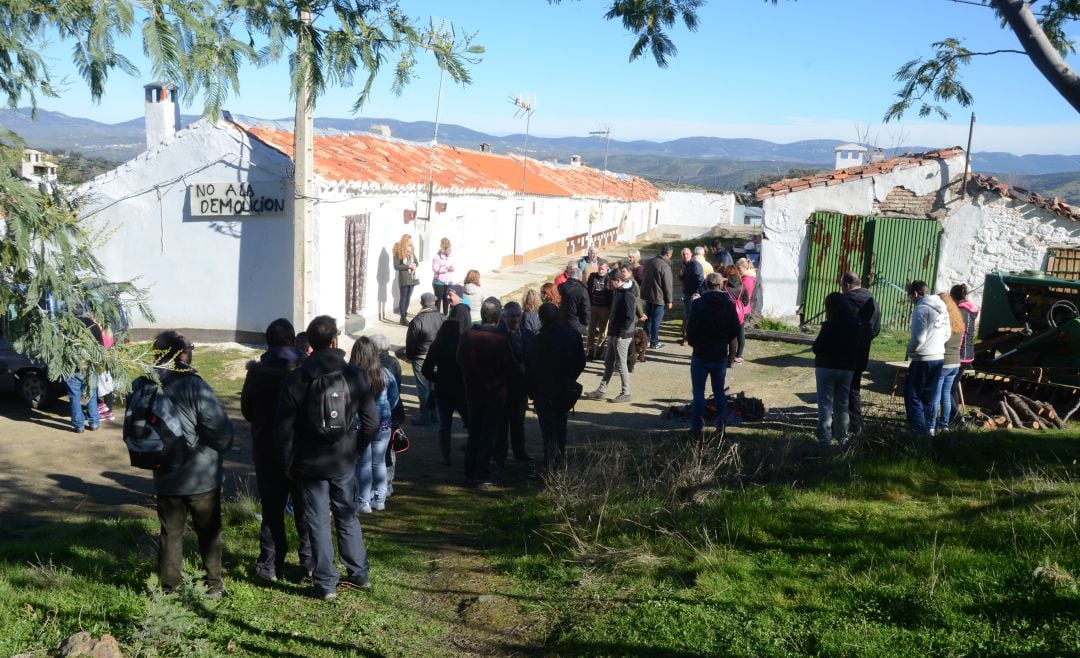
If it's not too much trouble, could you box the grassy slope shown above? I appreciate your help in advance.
[2,345,1078,656]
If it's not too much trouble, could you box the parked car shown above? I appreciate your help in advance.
[1,286,130,408]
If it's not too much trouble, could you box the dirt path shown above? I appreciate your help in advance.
[0,324,896,655]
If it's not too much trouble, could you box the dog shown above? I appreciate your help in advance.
[628,328,649,373]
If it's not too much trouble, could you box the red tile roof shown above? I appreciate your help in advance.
[970,173,1080,222]
[234,122,658,202]
[755,147,966,201]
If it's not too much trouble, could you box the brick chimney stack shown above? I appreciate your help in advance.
[144,82,180,150]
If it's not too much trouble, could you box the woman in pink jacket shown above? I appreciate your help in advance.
[735,258,757,362]
[431,237,455,315]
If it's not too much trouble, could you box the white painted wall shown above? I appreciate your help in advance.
[657,191,736,230]
[79,121,293,335]
[760,154,964,320]
[937,193,1080,305]
[81,119,659,336]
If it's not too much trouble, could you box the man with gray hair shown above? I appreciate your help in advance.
[457,298,521,488]
[405,292,444,425]
[558,264,590,339]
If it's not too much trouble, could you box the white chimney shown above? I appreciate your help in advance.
[834,143,868,170]
[144,82,180,149]
[570,154,582,167]
[369,124,391,138]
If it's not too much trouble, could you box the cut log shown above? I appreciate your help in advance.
[1006,393,1045,429]
[1000,399,1024,429]
[1015,393,1066,429]
[992,415,1008,426]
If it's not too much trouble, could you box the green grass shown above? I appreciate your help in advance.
[4,345,1079,656]
[479,430,1080,657]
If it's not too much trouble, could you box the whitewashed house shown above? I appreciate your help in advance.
[79,84,659,340]
[754,147,1080,327]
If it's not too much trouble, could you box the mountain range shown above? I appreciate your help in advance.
[3,108,1080,194]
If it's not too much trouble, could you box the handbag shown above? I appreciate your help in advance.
[391,426,411,453]
[564,381,584,413]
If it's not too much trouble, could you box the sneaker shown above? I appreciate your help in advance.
[73,427,85,434]
[87,425,99,432]
[318,590,337,602]
[386,483,394,497]
[653,342,666,350]
[206,588,227,601]
[371,498,386,511]
[583,390,605,400]
[733,357,744,364]
[254,570,277,583]
[609,394,632,403]
[356,501,372,515]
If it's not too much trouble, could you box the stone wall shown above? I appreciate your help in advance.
[873,185,940,218]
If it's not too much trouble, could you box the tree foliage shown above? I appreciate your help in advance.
[0,1,483,391]
[572,0,1080,120]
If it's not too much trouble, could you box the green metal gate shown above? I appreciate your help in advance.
[802,212,943,329]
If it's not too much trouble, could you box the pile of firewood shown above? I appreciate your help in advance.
[969,392,1075,430]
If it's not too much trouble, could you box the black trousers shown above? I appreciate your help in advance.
[535,400,569,468]
[848,346,871,434]
[255,458,313,580]
[494,388,529,464]
[157,488,223,593]
[463,397,505,483]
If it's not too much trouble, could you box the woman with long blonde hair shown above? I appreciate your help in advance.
[521,288,542,334]
[393,234,419,325]
[935,292,966,434]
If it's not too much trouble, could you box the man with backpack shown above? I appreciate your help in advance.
[274,315,379,601]
[127,331,234,599]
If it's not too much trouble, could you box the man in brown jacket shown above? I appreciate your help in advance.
[457,298,521,488]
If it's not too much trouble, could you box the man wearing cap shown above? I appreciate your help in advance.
[141,330,234,599]
[445,284,470,319]
[558,265,590,339]
[405,292,444,425]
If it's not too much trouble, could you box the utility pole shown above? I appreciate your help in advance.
[292,9,315,329]
[509,93,535,264]
[961,112,976,200]
[588,125,612,247]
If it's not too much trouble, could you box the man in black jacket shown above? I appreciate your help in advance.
[241,318,312,583]
[679,247,705,345]
[145,331,234,599]
[584,265,638,403]
[686,273,740,435]
[405,292,444,425]
[558,266,591,339]
[526,303,586,468]
[422,302,473,465]
[495,301,534,464]
[275,315,379,601]
[840,272,881,435]
[641,246,673,349]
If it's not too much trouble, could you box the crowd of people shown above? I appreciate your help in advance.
[104,230,994,603]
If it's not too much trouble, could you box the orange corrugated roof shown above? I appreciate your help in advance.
[237,122,658,202]
[755,147,966,201]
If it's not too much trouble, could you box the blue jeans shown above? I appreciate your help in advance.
[690,356,727,432]
[936,365,960,433]
[299,470,369,596]
[65,372,100,430]
[815,367,852,444]
[410,359,435,418]
[905,359,944,437]
[644,301,665,347]
[356,427,392,505]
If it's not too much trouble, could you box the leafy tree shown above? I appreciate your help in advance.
[571,0,1079,120]
[0,1,481,393]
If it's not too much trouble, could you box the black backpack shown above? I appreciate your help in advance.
[305,369,352,441]
[123,376,192,471]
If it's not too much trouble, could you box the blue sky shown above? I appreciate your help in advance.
[32,0,1080,154]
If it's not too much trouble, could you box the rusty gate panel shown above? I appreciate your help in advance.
[801,212,869,325]
[867,217,944,329]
